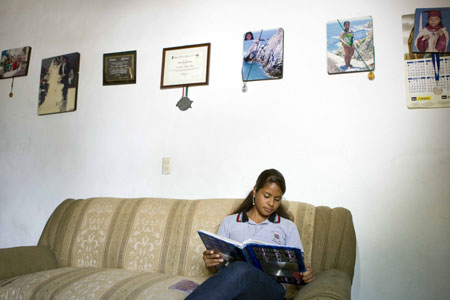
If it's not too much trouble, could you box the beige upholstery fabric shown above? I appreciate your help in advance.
[0,267,207,300]
[0,197,356,300]
[0,246,57,281]
[294,269,352,300]
[38,198,244,277]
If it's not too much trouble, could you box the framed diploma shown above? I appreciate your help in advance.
[103,50,136,85]
[160,43,211,89]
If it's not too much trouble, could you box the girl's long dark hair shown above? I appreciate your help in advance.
[232,169,293,221]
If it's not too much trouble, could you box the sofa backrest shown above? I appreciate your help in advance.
[38,198,356,281]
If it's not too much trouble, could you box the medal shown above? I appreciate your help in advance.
[177,96,193,111]
[177,86,193,111]
[242,82,248,93]
[431,53,441,95]
[368,71,375,80]
[433,86,442,95]
[9,78,14,98]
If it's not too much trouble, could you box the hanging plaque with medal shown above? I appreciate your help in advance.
[241,28,284,92]
[160,43,210,111]
[404,8,450,108]
[326,16,375,79]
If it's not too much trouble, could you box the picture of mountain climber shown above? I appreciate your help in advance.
[327,16,375,74]
[413,8,449,53]
[242,28,284,81]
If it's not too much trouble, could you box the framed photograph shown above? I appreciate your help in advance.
[0,46,32,79]
[160,43,210,89]
[413,7,450,53]
[38,52,80,115]
[242,28,284,81]
[103,50,136,85]
[327,16,375,74]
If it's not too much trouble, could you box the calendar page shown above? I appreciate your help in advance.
[404,57,450,108]
[402,14,450,108]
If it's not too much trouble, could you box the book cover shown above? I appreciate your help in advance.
[198,230,306,284]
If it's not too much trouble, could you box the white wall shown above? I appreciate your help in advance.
[1,0,449,299]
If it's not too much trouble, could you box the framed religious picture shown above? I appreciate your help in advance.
[38,52,80,115]
[0,46,32,79]
[242,28,284,82]
[327,16,375,74]
[160,43,210,89]
[103,50,136,85]
[413,7,450,53]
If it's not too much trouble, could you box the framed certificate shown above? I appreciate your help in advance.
[160,43,211,89]
[103,50,136,85]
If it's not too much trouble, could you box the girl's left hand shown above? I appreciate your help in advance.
[301,263,315,283]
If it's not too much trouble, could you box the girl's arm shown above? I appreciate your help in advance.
[339,31,344,44]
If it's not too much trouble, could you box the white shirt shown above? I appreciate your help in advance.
[217,212,303,250]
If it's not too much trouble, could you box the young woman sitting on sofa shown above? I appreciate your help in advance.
[186,169,315,300]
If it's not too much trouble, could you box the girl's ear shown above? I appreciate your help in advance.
[253,186,257,197]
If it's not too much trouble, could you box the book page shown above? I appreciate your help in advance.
[243,238,278,246]
[198,230,244,248]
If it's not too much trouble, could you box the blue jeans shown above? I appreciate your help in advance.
[185,261,285,300]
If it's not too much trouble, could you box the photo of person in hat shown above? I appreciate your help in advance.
[415,9,449,52]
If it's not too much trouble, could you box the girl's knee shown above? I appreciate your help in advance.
[227,261,257,277]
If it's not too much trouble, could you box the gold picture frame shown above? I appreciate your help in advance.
[103,50,136,85]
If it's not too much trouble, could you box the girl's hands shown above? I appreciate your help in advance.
[203,249,223,271]
[301,263,315,283]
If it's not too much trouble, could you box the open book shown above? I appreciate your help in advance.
[198,230,306,285]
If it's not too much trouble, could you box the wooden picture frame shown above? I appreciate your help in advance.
[103,50,136,85]
[160,43,210,89]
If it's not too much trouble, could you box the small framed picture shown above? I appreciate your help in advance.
[242,28,284,81]
[413,7,450,53]
[0,46,32,79]
[103,50,137,85]
[160,43,210,89]
[327,16,375,74]
[38,52,80,115]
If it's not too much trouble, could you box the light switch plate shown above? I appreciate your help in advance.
[162,157,171,175]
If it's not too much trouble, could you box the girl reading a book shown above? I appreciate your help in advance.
[186,169,315,300]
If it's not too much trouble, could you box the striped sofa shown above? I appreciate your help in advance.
[0,197,356,300]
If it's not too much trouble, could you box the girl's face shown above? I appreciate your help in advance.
[246,33,252,40]
[252,182,283,220]
[429,16,441,27]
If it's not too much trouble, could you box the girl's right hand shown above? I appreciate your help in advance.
[203,249,224,269]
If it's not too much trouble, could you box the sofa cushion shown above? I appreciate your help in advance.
[0,267,207,300]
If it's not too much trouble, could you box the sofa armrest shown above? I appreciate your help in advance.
[293,269,352,300]
[0,246,58,280]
